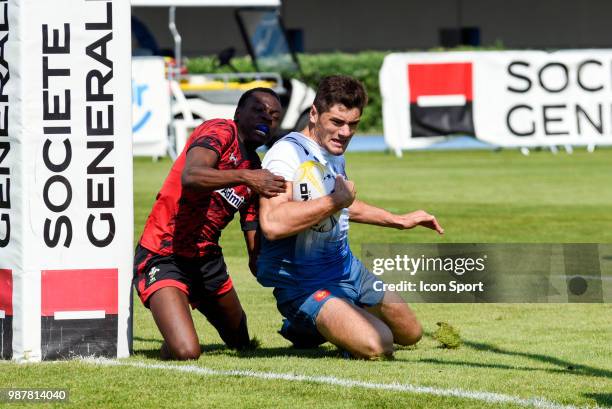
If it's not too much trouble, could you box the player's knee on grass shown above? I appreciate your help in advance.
[389,310,422,346]
[353,327,394,360]
[377,293,423,346]
[317,298,395,359]
[397,321,423,345]
[395,321,422,346]
[149,287,201,360]
[162,340,201,361]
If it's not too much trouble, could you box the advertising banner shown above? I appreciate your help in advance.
[380,50,612,153]
[132,56,170,157]
[0,0,133,361]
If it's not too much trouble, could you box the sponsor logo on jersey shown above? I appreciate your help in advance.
[216,188,245,209]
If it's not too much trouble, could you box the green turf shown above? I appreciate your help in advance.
[2,149,611,408]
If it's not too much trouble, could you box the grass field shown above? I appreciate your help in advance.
[2,149,611,408]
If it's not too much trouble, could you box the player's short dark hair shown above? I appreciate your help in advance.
[236,87,280,110]
[313,75,368,114]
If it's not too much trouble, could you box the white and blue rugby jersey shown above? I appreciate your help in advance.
[257,132,352,289]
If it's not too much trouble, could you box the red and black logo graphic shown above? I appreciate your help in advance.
[408,62,475,137]
[313,289,331,302]
[0,269,12,360]
[41,269,118,360]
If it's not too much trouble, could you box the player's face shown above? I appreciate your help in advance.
[311,103,361,155]
[236,92,282,146]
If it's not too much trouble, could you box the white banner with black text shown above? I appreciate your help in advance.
[380,50,612,153]
[0,0,133,361]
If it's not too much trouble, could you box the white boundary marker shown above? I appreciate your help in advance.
[81,358,604,409]
[417,95,467,107]
[54,311,106,320]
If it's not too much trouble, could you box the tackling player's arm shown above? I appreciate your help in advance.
[240,194,260,276]
[259,176,355,240]
[243,229,259,276]
[182,147,285,198]
[348,199,444,234]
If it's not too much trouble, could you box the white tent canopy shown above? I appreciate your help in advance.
[131,0,279,6]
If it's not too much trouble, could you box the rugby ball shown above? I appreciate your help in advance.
[292,160,338,233]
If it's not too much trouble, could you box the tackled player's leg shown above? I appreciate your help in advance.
[365,291,422,346]
[315,297,394,359]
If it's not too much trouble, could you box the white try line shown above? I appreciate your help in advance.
[82,358,602,409]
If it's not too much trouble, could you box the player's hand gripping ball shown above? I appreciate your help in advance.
[292,160,339,233]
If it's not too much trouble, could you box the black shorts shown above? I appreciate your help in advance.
[133,244,233,308]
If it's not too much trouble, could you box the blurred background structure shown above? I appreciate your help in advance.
[132,0,612,56]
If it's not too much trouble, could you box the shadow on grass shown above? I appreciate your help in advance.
[583,393,612,407]
[133,336,339,360]
[132,344,229,360]
[463,339,612,379]
[420,332,612,379]
[417,358,604,378]
[133,336,163,344]
[135,335,612,375]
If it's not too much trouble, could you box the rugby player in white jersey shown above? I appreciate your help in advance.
[257,76,444,359]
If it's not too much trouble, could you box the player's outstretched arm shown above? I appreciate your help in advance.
[181,147,285,198]
[349,200,444,234]
[260,176,355,240]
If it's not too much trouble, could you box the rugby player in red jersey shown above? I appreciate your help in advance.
[134,88,284,360]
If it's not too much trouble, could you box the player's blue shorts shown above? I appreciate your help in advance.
[272,255,385,348]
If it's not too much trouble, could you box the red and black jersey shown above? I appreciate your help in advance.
[139,119,260,258]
